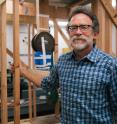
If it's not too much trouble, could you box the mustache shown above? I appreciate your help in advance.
[70,35,87,42]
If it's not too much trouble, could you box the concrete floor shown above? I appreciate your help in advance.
[32,115,60,124]
[8,114,60,124]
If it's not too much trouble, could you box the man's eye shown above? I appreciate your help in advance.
[69,26,77,30]
[80,25,88,29]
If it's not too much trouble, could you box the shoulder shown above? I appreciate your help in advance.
[58,51,73,61]
[98,49,117,69]
[55,51,73,68]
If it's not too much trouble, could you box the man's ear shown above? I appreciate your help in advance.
[93,32,99,39]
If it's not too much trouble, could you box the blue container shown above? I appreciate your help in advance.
[34,51,52,69]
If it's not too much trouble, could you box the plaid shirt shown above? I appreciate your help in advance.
[41,46,117,124]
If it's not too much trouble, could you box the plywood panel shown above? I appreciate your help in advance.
[6,0,69,19]
[40,0,69,19]
[6,0,35,16]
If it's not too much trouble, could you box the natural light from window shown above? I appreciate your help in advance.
[112,0,116,8]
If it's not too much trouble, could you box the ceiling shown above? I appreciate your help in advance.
[22,0,91,7]
[48,0,80,7]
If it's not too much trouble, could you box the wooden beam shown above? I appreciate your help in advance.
[53,19,59,62]
[105,11,112,54]
[6,0,35,16]
[32,0,41,118]
[7,14,50,26]
[13,0,20,124]
[6,0,69,20]
[40,0,69,19]
[68,0,92,8]
[92,0,106,50]
[116,0,117,55]
[100,0,117,27]
[7,48,28,68]
[36,0,40,33]
[31,25,37,118]
[7,14,35,24]
[106,0,112,54]
[0,1,8,124]
[28,24,33,122]
[92,0,116,55]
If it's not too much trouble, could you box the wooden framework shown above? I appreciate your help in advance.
[92,0,117,56]
[100,0,117,27]
[0,0,117,124]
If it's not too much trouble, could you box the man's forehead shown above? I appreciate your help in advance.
[70,13,93,24]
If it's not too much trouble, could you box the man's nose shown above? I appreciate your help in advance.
[75,28,82,35]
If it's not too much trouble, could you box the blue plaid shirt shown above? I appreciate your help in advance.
[41,46,117,124]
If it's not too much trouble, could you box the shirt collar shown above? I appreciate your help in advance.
[86,45,100,63]
[69,44,100,63]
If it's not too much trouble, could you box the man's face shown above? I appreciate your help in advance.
[68,13,97,52]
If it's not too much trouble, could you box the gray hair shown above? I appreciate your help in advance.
[67,6,99,33]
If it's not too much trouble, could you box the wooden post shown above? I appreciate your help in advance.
[32,25,37,118]
[53,19,58,63]
[36,0,40,33]
[32,0,40,118]
[105,12,112,54]
[53,19,60,117]
[92,0,106,51]
[115,0,117,56]
[100,0,117,27]
[0,1,8,124]
[28,24,33,122]
[92,0,116,55]
[13,0,20,124]
[106,0,112,54]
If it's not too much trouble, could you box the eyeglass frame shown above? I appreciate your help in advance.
[67,24,94,33]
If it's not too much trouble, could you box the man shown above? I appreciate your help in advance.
[20,6,117,124]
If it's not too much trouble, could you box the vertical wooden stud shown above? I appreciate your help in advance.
[28,24,33,122]
[104,0,112,54]
[115,0,117,56]
[0,1,8,124]
[32,25,37,118]
[32,0,40,118]
[53,19,59,63]
[53,19,60,117]
[13,0,20,124]
[92,0,106,50]
[36,0,40,33]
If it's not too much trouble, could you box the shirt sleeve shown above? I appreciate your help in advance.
[41,64,59,91]
[110,59,117,123]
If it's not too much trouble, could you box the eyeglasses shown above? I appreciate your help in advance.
[68,24,93,33]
